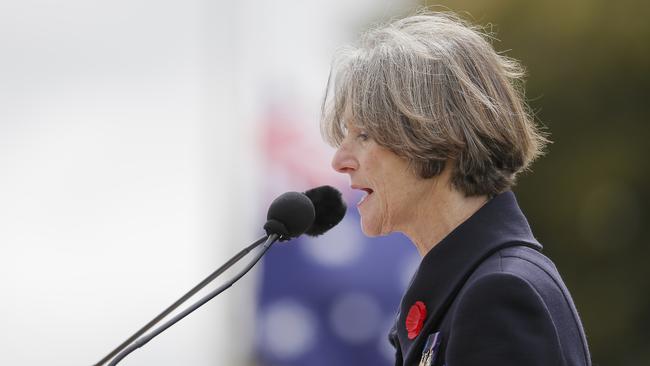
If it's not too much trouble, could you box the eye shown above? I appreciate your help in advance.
[357,131,369,141]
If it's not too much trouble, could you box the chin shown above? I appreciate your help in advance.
[360,227,381,237]
[360,217,384,237]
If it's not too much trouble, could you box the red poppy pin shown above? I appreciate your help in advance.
[405,301,427,339]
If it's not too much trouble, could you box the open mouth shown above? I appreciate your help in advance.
[358,188,374,206]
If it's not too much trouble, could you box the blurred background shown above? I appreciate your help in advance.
[0,0,647,365]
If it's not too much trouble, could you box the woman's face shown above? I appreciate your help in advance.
[332,124,428,236]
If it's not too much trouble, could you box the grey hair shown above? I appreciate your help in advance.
[321,11,549,197]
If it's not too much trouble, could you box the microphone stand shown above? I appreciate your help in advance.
[94,234,270,366]
[106,233,279,365]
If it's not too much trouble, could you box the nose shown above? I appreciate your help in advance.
[331,144,358,174]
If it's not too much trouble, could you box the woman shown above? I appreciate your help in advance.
[321,12,591,366]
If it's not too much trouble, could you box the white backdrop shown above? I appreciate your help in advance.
[0,1,415,365]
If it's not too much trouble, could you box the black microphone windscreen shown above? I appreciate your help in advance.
[264,192,316,239]
[303,185,347,236]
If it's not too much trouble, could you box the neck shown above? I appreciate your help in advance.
[400,183,488,257]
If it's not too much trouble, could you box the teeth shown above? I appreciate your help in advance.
[358,189,372,205]
[352,186,373,206]
[358,195,367,205]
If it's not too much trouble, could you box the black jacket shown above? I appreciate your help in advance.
[389,191,591,366]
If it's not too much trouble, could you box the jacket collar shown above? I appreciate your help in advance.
[396,190,542,363]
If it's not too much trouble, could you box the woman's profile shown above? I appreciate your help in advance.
[321,11,591,366]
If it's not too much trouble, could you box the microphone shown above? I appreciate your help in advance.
[264,191,316,239]
[264,185,347,240]
[304,185,347,236]
[95,187,345,366]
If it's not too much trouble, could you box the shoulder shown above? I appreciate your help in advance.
[464,245,576,318]
[471,244,560,281]
[457,244,582,338]
[451,244,564,321]
[451,260,557,335]
[443,245,591,366]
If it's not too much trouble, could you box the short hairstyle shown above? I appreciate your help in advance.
[321,11,549,197]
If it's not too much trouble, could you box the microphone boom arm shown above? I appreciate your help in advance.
[106,233,280,366]
[94,234,269,366]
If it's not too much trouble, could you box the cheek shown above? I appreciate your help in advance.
[374,175,398,206]
[378,178,413,225]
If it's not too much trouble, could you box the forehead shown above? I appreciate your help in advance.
[334,102,369,143]
[341,109,364,132]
